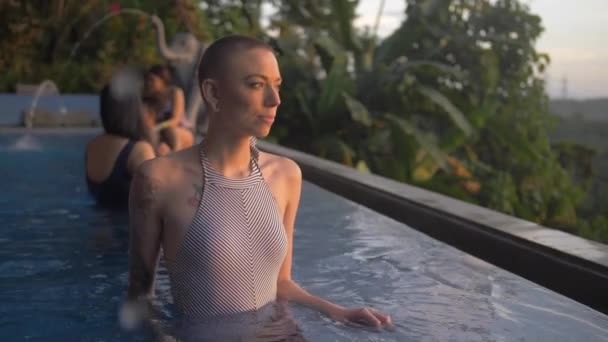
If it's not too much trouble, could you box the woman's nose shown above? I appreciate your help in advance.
[265,86,281,107]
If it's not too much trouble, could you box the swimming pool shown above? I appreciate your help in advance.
[1,130,608,341]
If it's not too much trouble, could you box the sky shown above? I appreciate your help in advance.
[355,0,608,99]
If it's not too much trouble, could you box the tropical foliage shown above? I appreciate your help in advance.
[266,0,606,241]
[1,0,605,242]
[0,0,201,92]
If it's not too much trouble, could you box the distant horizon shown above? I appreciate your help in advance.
[355,0,608,99]
[550,96,608,101]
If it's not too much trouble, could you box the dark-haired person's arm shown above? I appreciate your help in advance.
[140,104,162,152]
[276,160,393,329]
[156,87,186,130]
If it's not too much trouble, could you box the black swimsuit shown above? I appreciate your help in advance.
[86,140,136,208]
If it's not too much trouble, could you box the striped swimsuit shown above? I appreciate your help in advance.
[168,138,288,320]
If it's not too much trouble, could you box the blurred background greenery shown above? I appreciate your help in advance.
[1,0,606,242]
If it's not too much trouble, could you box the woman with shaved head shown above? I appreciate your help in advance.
[123,35,392,341]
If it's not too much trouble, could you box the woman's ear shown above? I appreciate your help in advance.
[201,79,220,112]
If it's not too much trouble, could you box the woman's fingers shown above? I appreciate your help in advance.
[340,307,394,331]
[370,308,392,326]
[352,308,382,327]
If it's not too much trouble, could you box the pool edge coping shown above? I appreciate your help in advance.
[257,140,608,314]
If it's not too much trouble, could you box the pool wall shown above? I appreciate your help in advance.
[258,141,608,314]
[0,94,98,126]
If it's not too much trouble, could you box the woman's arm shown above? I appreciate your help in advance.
[276,159,392,328]
[275,161,346,317]
[166,87,185,127]
[120,164,164,330]
[153,88,185,130]
[127,164,163,299]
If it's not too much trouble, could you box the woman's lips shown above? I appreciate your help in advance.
[258,115,275,124]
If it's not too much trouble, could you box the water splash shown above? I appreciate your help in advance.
[6,134,42,151]
[23,9,152,129]
[60,8,151,117]
[23,80,67,128]
[65,8,151,68]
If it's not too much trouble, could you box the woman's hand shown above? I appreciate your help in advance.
[330,306,393,329]
[118,298,151,331]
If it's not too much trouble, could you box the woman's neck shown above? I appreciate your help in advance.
[202,125,253,178]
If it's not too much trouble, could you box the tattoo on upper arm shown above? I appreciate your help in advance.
[130,171,159,212]
[187,184,203,207]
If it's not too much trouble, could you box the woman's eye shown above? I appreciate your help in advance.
[250,82,264,88]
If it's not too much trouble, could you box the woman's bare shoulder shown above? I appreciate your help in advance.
[258,151,302,182]
[133,140,155,155]
[137,145,199,185]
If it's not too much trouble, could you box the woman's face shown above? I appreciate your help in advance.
[213,47,282,138]
[145,74,166,94]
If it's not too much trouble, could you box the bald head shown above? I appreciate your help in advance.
[197,35,275,87]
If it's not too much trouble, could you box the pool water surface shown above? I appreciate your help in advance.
[1,130,608,341]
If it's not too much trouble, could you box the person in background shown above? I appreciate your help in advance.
[143,65,195,152]
[85,77,156,209]
[142,101,172,157]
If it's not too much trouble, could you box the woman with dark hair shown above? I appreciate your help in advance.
[143,64,194,152]
[85,81,156,208]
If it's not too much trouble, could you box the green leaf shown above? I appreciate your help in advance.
[314,34,343,59]
[316,54,348,115]
[343,92,372,127]
[313,34,342,73]
[295,88,316,132]
[389,58,467,80]
[418,85,474,137]
[356,160,371,173]
[479,51,500,91]
[330,0,361,51]
[385,113,449,171]
[365,129,391,153]
[314,136,356,166]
